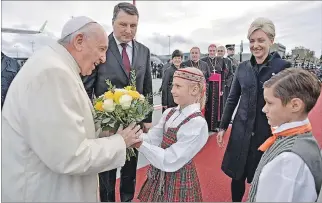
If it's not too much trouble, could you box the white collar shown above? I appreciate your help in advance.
[113,33,133,48]
[49,42,80,75]
[175,103,201,116]
[272,118,310,134]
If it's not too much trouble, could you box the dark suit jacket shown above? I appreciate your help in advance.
[181,59,211,103]
[1,53,20,108]
[82,33,153,122]
[181,59,211,81]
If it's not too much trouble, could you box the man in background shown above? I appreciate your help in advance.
[182,47,210,81]
[201,44,217,72]
[226,44,239,74]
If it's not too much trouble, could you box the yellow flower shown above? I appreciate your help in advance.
[124,86,133,91]
[94,101,104,111]
[104,91,114,100]
[113,90,125,104]
[128,90,141,99]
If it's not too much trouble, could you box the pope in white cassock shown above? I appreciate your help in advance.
[1,16,143,202]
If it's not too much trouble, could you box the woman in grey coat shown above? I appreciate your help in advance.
[216,18,291,202]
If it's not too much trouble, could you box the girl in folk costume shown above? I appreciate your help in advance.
[248,68,322,202]
[136,67,209,202]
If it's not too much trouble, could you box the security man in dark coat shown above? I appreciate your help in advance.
[1,52,21,108]
[225,44,239,74]
[222,44,236,105]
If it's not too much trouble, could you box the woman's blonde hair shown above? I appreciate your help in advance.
[174,67,206,110]
[247,17,275,40]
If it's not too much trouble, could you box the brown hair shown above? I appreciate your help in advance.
[208,44,217,49]
[190,47,200,53]
[263,68,321,113]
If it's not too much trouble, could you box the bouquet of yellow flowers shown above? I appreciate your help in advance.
[93,71,154,160]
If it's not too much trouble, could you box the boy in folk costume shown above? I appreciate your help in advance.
[248,68,322,202]
[135,67,209,202]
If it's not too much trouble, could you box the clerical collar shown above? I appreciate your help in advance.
[50,42,80,74]
[113,33,133,48]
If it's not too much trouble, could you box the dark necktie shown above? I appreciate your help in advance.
[120,43,131,74]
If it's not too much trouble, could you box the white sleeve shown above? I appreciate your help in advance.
[256,152,317,202]
[140,108,172,146]
[138,117,209,172]
[24,68,126,175]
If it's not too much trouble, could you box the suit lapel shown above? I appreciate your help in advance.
[132,40,139,70]
[108,33,129,79]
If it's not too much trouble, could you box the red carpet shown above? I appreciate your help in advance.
[113,90,322,202]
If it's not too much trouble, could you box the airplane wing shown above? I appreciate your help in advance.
[1,20,47,34]
[39,20,47,32]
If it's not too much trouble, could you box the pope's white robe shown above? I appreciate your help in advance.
[1,42,127,202]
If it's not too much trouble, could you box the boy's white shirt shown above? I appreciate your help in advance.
[256,118,317,202]
[138,103,209,172]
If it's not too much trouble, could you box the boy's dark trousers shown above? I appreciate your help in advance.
[99,149,139,202]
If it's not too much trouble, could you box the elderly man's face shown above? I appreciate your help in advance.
[113,10,138,43]
[217,47,225,57]
[79,26,108,76]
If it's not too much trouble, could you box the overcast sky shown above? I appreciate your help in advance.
[1,1,321,58]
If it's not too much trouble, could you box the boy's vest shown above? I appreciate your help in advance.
[248,133,322,202]
[317,150,322,202]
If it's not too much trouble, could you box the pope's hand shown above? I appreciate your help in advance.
[131,141,143,148]
[117,123,143,148]
[99,130,115,138]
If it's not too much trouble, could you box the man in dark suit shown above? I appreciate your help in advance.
[82,2,153,202]
[182,47,211,81]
